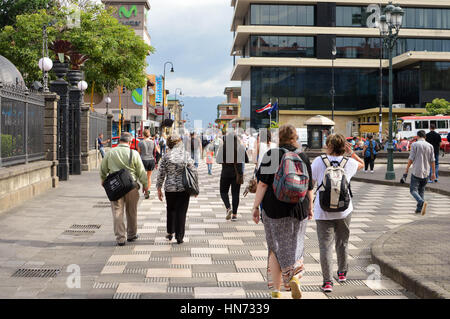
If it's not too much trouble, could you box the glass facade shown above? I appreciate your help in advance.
[250,35,314,57]
[421,62,450,91]
[337,6,450,29]
[250,4,314,26]
[251,67,381,128]
[394,38,450,56]
[336,37,382,59]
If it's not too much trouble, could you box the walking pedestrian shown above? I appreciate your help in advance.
[256,130,277,170]
[216,133,249,221]
[362,134,378,173]
[97,133,110,158]
[426,124,442,183]
[311,133,364,293]
[137,129,159,199]
[206,144,214,175]
[247,133,257,163]
[156,133,196,244]
[159,133,167,155]
[100,132,148,246]
[405,130,436,215]
[252,124,313,299]
[190,132,202,168]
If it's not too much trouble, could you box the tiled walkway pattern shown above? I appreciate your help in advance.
[95,163,450,299]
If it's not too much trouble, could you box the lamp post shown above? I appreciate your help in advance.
[330,40,337,125]
[378,2,404,180]
[105,96,111,115]
[38,25,53,92]
[162,61,174,132]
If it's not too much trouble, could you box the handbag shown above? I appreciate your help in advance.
[234,163,244,185]
[243,169,257,197]
[102,148,137,201]
[182,163,199,196]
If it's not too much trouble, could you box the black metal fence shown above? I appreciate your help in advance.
[89,112,108,150]
[0,84,45,167]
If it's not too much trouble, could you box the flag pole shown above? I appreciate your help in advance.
[269,99,272,128]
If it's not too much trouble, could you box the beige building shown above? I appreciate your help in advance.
[216,87,244,131]
[230,0,450,137]
[167,97,184,131]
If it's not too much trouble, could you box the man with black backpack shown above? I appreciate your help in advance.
[100,133,149,246]
[362,134,379,173]
[311,133,364,293]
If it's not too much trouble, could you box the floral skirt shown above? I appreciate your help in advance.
[262,210,307,291]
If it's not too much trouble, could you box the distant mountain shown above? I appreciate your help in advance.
[175,96,225,130]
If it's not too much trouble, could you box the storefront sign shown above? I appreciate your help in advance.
[155,76,163,103]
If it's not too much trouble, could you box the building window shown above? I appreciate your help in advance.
[250,4,315,26]
[421,62,450,91]
[336,37,382,59]
[337,6,450,30]
[250,35,315,57]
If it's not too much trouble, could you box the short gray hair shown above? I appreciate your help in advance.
[119,132,133,143]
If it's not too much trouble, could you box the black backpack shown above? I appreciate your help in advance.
[103,148,137,201]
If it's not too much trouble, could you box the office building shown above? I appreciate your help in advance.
[230,0,450,135]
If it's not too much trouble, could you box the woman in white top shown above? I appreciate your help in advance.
[311,133,364,293]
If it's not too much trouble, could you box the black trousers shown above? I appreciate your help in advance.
[165,191,190,241]
[220,176,241,215]
[364,155,376,171]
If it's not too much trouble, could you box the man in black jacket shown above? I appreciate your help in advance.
[425,124,442,183]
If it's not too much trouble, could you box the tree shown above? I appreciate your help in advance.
[424,98,450,116]
[0,3,154,93]
[0,0,57,29]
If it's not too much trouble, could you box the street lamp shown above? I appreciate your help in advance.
[378,2,404,180]
[105,96,112,115]
[39,25,53,93]
[330,39,337,124]
[162,61,174,131]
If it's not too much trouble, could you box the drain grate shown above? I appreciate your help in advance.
[93,282,119,289]
[70,224,101,229]
[339,279,367,286]
[374,289,405,296]
[299,285,323,292]
[12,268,61,278]
[237,268,261,273]
[62,230,95,236]
[304,271,322,276]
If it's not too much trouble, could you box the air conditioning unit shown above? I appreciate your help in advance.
[393,104,406,109]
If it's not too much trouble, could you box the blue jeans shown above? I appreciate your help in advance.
[410,175,428,212]
[207,164,212,174]
[99,147,105,158]
[429,153,439,181]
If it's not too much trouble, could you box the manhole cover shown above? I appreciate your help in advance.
[12,268,61,278]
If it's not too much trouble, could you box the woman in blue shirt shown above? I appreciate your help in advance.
[362,134,378,173]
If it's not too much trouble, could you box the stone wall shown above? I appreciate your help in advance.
[0,161,54,215]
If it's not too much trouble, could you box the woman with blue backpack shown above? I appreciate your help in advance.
[252,124,313,299]
[362,134,379,173]
[311,133,364,293]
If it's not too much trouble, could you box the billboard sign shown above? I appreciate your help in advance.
[155,75,163,103]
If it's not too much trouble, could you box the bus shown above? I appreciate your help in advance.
[397,115,450,139]
[397,115,450,154]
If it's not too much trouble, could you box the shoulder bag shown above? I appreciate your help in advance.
[182,162,200,196]
[103,148,137,201]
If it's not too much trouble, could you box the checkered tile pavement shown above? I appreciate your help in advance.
[94,162,450,299]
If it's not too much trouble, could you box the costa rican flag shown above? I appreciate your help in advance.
[256,102,272,113]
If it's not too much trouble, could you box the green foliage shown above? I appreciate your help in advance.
[424,98,450,116]
[270,121,279,129]
[1,134,16,158]
[0,3,154,93]
[0,0,57,29]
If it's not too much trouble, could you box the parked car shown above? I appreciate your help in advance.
[111,136,143,150]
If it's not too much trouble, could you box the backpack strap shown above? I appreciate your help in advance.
[339,156,349,168]
[129,147,133,166]
[320,154,331,167]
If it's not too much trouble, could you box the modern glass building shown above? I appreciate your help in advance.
[230,0,450,134]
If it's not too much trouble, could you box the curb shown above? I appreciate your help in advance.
[352,176,450,197]
[371,220,450,299]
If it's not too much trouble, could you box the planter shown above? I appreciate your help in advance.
[66,70,83,88]
[52,61,69,81]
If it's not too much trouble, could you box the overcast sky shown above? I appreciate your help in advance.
[146,0,238,98]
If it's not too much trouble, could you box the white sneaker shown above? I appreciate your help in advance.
[225,208,233,220]
[370,170,374,173]
[364,170,368,173]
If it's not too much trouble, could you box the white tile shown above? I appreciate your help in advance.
[116,283,168,293]
[250,250,268,257]
[191,248,229,255]
[189,224,219,229]
[223,232,256,238]
[101,265,125,274]
[235,260,267,268]
[133,245,171,252]
[216,273,264,282]
[194,287,246,299]
[209,239,244,246]
[108,254,150,262]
